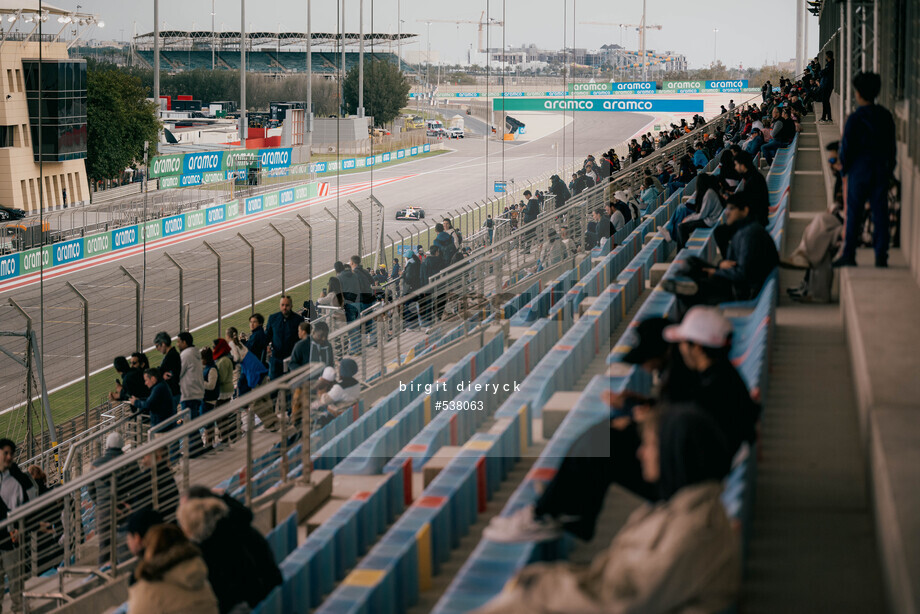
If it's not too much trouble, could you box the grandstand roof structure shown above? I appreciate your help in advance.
[134,30,416,50]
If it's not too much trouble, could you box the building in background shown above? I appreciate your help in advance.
[0,4,99,213]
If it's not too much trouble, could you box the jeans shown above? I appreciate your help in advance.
[841,170,890,265]
[761,139,789,165]
[664,204,693,237]
[534,421,658,541]
[666,179,686,197]
[269,357,286,381]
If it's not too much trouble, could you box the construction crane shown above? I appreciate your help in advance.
[580,0,662,80]
[417,12,504,53]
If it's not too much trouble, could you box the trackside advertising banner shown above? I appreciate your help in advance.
[0,181,327,283]
[662,79,750,93]
[307,143,430,176]
[568,81,656,94]
[150,147,293,181]
[492,98,705,113]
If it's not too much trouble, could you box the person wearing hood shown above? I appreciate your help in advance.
[474,405,739,614]
[548,174,571,209]
[128,523,219,614]
[639,177,661,215]
[91,433,145,565]
[320,358,361,407]
[177,487,281,614]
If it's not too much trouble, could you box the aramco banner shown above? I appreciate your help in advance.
[568,81,657,94]
[662,79,749,93]
[492,97,705,113]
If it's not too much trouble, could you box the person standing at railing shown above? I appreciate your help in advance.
[131,369,177,431]
[265,296,304,380]
[110,355,148,403]
[241,314,268,367]
[0,438,38,614]
[212,339,237,443]
[337,262,362,324]
[154,332,182,412]
[177,333,205,456]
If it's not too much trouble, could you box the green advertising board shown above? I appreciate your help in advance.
[227,200,241,220]
[142,219,162,241]
[20,246,52,275]
[185,209,207,231]
[149,154,184,179]
[264,193,280,211]
[84,232,112,257]
[158,175,181,189]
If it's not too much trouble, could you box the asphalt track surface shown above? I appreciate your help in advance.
[0,109,654,420]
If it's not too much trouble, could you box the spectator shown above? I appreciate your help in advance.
[177,486,282,614]
[717,148,741,188]
[110,355,147,402]
[475,406,738,614]
[242,313,268,366]
[318,358,361,407]
[483,215,495,243]
[200,347,219,446]
[639,176,661,214]
[154,331,181,410]
[444,219,463,251]
[317,277,347,328]
[314,366,337,397]
[586,208,612,248]
[732,150,770,227]
[176,332,205,436]
[834,71,897,268]
[288,321,314,372]
[390,258,401,281]
[421,244,446,286]
[692,141,709,169]
[350,255,376,313]
[674,173,725,250]
[338,261,361,322]
[818,50,835,123]
[420,245,447,322]
[127,523,219,614]
[124,508,164,568]
[784,143,845,302]
[224,327,248,391]
[0,438,37,612]
[212,339,236,443]
[432,223,455,264]
[91,432,144,565]
[265,296,304,380]
[416,245,425,261]
[308,321,335,367]
[548,174,571,209]
[132,351,151,372]
[761,107,796,165]
[131,368,177,430]
[742,127,765,156]
[664,194,779,305]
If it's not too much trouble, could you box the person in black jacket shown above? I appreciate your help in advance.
[664,194,779,306]
[732,150,770,227]
[242,313,269,366]
[177,486,282,614]
[819,51,835,122]
[265,296,305,380]
[154,331,181,409]
[0,438,38,612]
[130,369,178,429]
[110,355,148,402]
[420,245,447,323]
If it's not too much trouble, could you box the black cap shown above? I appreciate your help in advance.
[623,317,672,365]
[124,508,164,537]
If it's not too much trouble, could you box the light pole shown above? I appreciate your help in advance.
[211,0,215,69]
[307,0,312,157]
[240,0,247,143]
[712,28,718,68]
[358,0,364,118]
[426,21,432,99]
[153,0,159,109]
[397,0,401,72]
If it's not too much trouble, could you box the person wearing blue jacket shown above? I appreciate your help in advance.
[834,72,897,268]
[431,223,455,263]
[692,142,709,169]
[130,369,177,429]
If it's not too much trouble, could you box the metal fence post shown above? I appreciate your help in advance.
[237,233,256,315]
[165,253,184,333]
[120,266,142,353]
[268,223,286,296]
[346,200,363,260]
[65,282,90,429]
[296,215,314,301]
[324,207,339,262]
[300,377,312,485]
[203,241,222,336]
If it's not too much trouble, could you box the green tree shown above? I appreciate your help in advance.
[86,61,160,181]
[343,60,410,126]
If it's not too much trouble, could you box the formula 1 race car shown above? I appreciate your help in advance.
[395,206,425,220]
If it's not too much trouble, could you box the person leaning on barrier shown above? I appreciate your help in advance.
[177,486,281,614]
[241,313,268,367]
[131,368,177,429]
[110,355,147,402]
[0,438,38,613]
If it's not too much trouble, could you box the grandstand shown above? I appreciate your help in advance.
[132,30,413,74]
[2,2,920,613]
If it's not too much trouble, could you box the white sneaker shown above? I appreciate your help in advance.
[482,504,564,543]
[659,226,672,242]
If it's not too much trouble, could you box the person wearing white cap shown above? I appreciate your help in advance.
[662,306,760,460]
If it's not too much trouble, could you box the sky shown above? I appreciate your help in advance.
[47,0,819,70]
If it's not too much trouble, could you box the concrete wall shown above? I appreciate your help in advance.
[0,41,90,212]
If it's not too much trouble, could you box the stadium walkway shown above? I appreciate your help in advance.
[740,119,886,611]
